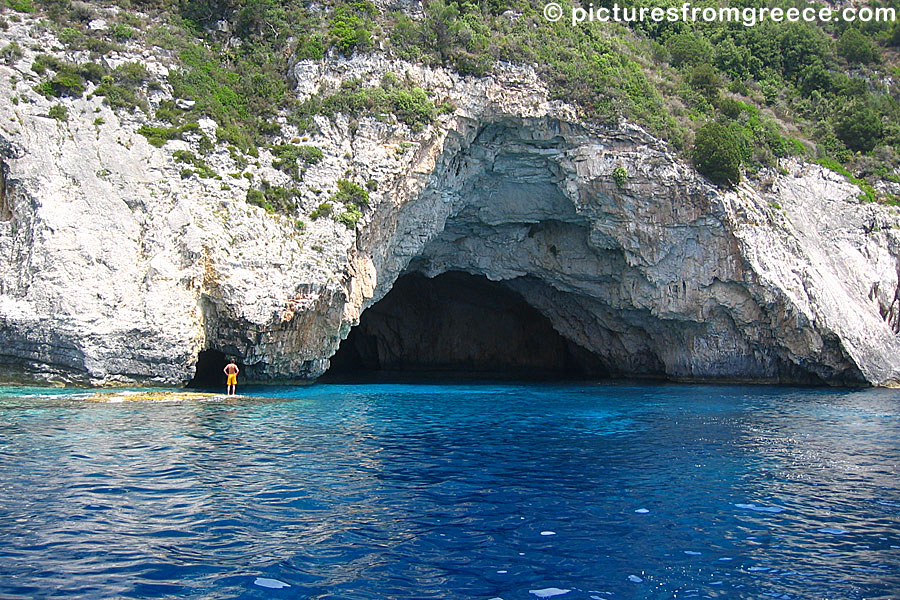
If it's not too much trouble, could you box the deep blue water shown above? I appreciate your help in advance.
[0,382,899,600]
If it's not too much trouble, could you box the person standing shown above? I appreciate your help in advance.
[224,359,239,395]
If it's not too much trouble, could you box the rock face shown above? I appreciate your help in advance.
[2,18,900,386]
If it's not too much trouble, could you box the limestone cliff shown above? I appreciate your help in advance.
[2,15,900,386]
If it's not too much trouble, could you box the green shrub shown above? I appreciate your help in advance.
[271,143,323,177]
[33,81,54,97]
[94,80,143,110]
[31,54,62,76]
[336,202,362,228]
[693,122,743,188]
[714,38,751,80]
[113,24,136,41]
[69,3,95,22]
[30,55,147,109]
[173,149,217,178]
[309,202,333,219]
[112,62,149,87]
[77,62,107,84]
[890,23,900,48]
[173,149,197,164]
[48,103,68,122]
[247,181,300,214]
[58,27,85,48]
[6,0,35,13]
[46,72,85,97]
[296,36,325,60]
[166,32,294,152]
[834,102,883,152]
[93,63,150,111]
[297,145,323,165]
[718,97,744,121]
[665,34,713,68]
[0,41,24,64]
[138,124,198,147]
[686,64,721,101]
[215,124,255,155]
[612,166,627,189]
[247,189,273,211]
[32,56,102,98]
[85,37,120,55]
[331,179,369,206]
[328,2,375,56]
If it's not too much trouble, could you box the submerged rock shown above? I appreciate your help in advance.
[85,391,231,402]
[1,20,899,386]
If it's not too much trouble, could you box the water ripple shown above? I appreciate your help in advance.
[0,383,898,599]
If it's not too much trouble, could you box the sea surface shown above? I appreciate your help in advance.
[0,382,898,599]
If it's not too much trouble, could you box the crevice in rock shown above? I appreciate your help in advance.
[0,159,11,221]
[326,271,608,380]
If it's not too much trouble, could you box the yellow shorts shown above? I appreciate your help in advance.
[226,373,237,385]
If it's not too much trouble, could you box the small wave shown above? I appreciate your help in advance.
[253,577,290,589]
[530,588,571,598]
[735,503,785,513]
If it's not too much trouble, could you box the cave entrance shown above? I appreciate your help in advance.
[188,349,244,389]
[326,271,608,380]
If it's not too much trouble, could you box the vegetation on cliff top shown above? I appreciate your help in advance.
[3,0,900,201]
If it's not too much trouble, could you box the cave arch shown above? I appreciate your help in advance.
[327,271,608,379]
[330,118,843,385]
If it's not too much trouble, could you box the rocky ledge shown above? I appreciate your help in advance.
[1,21,899,386]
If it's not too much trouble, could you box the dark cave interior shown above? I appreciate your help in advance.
[188,349,245,389]
[325,271,608,380]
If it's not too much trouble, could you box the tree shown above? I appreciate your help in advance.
[714,38,750,81]
[686,63,721,101]
[693,122,743,187]
[778,23,830,79]
[834,102,883,152]
[890,23,900,48]
[179,0,237,28]
[838,28,879,64]
[665,33,712,68]
[798,59,833,95]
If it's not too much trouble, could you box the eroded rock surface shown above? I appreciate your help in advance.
[1,20,900,386]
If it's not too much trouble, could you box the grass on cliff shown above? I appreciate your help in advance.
[12,0,900,202]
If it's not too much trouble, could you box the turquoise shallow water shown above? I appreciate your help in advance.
[0,382,899,599]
